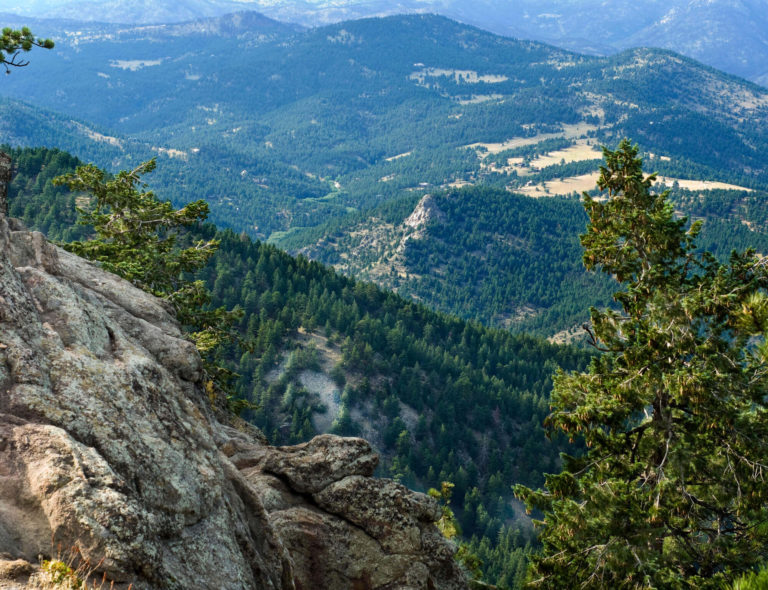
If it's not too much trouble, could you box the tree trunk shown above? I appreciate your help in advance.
[0,151,11,216]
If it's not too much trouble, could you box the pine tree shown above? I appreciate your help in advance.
[515,140,768,588]
[54,160,244,399]
[1,27,54,73]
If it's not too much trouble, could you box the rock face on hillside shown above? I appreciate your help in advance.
[0,161,467,590]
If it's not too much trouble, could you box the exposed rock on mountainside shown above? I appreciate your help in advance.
[0,153,466,589]
[404,194,444,232]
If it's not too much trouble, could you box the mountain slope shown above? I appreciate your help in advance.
[7,145,594,586]
[6,0,768,83]
[297,187,617,335]
[625,0,768,86]
[3,14,768,227]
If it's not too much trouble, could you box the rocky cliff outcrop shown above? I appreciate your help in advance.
[0,160,467,590]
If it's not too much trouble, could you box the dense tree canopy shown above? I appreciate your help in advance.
[515,140,768,588]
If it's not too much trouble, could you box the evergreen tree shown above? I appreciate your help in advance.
[515,140,768,588]
[54,160,243,395]
[1,27,53,73]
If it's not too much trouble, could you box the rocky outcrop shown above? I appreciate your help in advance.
[0,179,467,589]
[223,433,466,590]
[403,194,444,232]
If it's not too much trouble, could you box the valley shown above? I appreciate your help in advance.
[3,14,768,337]
[3,9,768,587]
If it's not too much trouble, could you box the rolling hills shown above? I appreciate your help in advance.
[8,0,768,85]
[3,13,768,336]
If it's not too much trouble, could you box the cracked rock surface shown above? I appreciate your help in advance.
[0,157,467,590]
[230,435,466,590]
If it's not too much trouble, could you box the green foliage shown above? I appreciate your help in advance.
[429,481,486,583]
[52,159,243,398]
[285,170,768,337]
[464,526,532,590]
[731,566,768,590]
[5,17,768,349]
[515,140,768,588]
[429,481,461,540]
[41,559,82,588]
[5,147,90,241]
[0,27,54,73]
[54,159,215,294]
[38,544,110,590]
[9,146,587,588]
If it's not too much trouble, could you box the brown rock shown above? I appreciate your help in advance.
[0,215,292,589]
[229,434,379,493]
[0,559,33,581]
[238,435,467,590]
[314,475,440,553]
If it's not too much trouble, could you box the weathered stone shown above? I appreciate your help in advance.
[8,231,61,275]
[268,505,418,590]
[236,431,466,590]
[0,216,292,590]
[0,206,468,590]
[0,559,33,581]
[227,434,379,493]
[314,475,440,553]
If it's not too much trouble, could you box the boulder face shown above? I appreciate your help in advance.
[0,172,468,590]
[225,434,466,590]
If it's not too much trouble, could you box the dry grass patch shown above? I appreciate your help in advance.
[654,176,754,192]
[529,142,602,169]
[517,172,601,198]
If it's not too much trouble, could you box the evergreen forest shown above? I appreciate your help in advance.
[7,146,592,588]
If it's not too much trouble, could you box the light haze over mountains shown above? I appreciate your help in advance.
[2,3,768,334]
[2,0,767,85]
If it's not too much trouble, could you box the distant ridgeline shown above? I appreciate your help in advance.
[3,14,768,240]
[7,146,593,588]
[4,15,768,342]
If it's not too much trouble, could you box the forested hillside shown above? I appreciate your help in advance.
[295,187,615,336]
[3,13,768,338]
[291,179,768,337]
[2,14,768,238]
[6,146,592,588]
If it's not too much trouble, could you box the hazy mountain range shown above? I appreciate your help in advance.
[2,0,768,85]
[2,12,767,334]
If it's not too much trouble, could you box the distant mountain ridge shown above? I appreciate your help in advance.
[3,13,768,335]
[245,0,768,86]
[253,0,768,85]
[4,0,768,83]
[0,0,264,24]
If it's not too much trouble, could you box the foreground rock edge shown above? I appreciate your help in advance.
[0,170,467,589]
